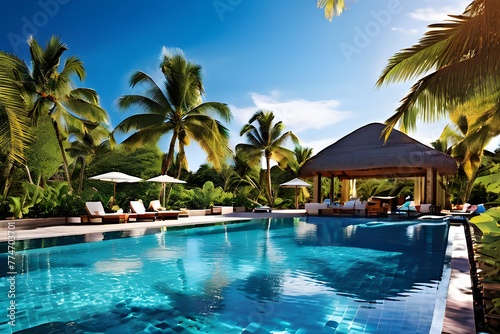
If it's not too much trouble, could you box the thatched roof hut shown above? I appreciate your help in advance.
[299,123,457,205]
[300,123,457,179]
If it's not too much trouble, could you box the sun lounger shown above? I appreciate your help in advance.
[305,202,328,215]
[254,206,272,213]
[441,203,479,217]
[129,201,157,222]
[85,201,129,223]
[148,200,180,220]
[391,200,419,216]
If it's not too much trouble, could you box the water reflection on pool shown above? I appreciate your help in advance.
[0,217,450,333]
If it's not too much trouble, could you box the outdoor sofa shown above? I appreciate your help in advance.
[328,199,366,216]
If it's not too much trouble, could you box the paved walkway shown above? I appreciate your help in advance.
[441,224,476,334]
[0,210,307,242]
[0,211,476,333]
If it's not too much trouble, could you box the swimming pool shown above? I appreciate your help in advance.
[0,217,451,333]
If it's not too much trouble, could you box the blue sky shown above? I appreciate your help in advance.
[2,0,497,171]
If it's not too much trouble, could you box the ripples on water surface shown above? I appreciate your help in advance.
[0,217,450,333]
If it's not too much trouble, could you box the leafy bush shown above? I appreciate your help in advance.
[232,193,252,208]
[55,193,88,216]
[471,207,500,331]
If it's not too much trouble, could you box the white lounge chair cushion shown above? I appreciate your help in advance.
[149,200,166,211]
[130,201,147,214]
[85,202,107,215]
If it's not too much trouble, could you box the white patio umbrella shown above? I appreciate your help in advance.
[89,172,143,205]
[146,174,186,207]
[280,178,311,209]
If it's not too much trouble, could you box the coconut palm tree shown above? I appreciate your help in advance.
[237,110,299,206]
[0,52,34,196]
[376,0,500,140]
[317,0,348,21]
[289,145,314,176]
[66,124,110,193]
[27,36,108,191]
[0,36,108,193]
[436,93,500,202]
[113,48,232,175]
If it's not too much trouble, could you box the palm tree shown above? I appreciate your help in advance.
[113,48,232,175]
[317,0,348,21]
[289,145,314,176]
[26,36,108,191]
[0,52,34,196]
[66,124,110,193]
[436,94,499,202]
[376,0,500,140]
[0,37,107,193]
[237,110,299,206]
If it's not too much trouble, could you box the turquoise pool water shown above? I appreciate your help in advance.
[0,217,451,333]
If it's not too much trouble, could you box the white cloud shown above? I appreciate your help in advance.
[231,91,353,134]
[391,27,419,34]
[409,2,469,22]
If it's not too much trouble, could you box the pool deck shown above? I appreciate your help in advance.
[0,210,476,333]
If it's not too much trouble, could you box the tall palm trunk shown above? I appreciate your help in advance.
[265,156,273,206]
[51,119,73,192]
[78,157,86,193]
[2,160,14,198]
[161,132,178,174]
[463,170,479,204]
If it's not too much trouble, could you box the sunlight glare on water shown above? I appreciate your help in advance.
[0,217,450,333]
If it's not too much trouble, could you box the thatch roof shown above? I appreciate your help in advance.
[300,123,457,179]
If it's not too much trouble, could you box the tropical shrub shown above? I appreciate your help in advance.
[470,208,500,331]
[188,181,234,209]
[232,193,253,208]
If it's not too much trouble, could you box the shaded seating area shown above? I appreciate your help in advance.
[390,200,421,218]
[85,201,129,223]
[300,123,458,209]
[129,201,157,222]
[442,203,480,217]
[148,200,181,220]
[319,199,366,216]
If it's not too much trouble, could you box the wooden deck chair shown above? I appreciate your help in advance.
[148,200,181,220]
[85,201,129,223]
[129,201,157,222]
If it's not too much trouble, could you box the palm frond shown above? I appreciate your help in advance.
[60,97,109,124]
[117,94,167,115]
[183,115,231,169]
[69,88,99,105]
[190,102,232,122]
[0,52,34,165]
[128,71,171,110]
[235,144,263,167]
[317,0,346,21]
[113,113,168,134]
[118,125,166,149]
[381,0,500,136]
[29,36,67,86]
[60,55,85,82]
